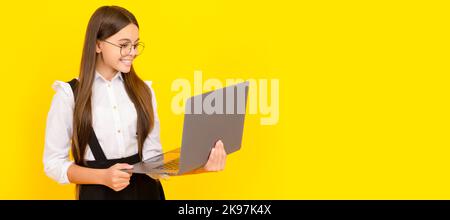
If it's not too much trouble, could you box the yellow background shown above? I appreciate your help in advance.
[0,0,449,199]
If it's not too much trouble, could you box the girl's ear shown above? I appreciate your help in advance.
[96,40,102,53]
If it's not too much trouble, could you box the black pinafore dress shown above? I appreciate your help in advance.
[68,79,165,200]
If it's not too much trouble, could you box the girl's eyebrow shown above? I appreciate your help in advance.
[118,38,140,43]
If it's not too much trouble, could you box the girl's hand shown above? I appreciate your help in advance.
[203,140,227,172]
[102,163,133,191]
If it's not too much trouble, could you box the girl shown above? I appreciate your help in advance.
[43,5,226,200]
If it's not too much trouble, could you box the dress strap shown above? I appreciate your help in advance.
[67,78,108,162]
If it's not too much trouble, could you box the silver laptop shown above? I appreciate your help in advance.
[131,81,249,175]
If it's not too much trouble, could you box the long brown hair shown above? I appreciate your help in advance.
[72,6,154,165]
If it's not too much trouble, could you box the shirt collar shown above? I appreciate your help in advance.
[95,70,123,82]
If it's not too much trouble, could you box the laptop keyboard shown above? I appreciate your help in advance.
[155,158,179,170]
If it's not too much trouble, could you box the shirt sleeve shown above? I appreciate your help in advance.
[43,81,75,184]
[142,81,163,161]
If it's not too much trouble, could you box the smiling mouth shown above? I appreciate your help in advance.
[120,59,133,66]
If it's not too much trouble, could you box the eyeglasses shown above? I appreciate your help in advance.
[102,40,145,57]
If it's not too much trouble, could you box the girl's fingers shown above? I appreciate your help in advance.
[209,148,216,163]
[116,180,130,186]
[212,150,219,170]
[217,149,223,170]
[204,140,228,171]
[116,170,132,178]
[115,183,130,191]
[216,140,225,170]
[204,148,214,170]
[114,163,134,170]
[214,148,222,170]
[219,150,224,170]
[217,140,226,170]
[211,149,220,171]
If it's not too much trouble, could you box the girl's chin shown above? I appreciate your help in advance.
[117,66,132,73]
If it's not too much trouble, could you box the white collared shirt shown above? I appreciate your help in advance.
[43,71,162,184]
